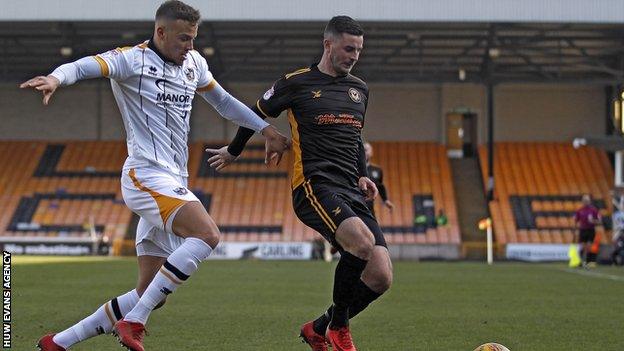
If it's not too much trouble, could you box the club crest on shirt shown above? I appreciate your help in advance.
[263,85,275,100]
[173,187,188,195]
[184,67,195,81]
[348,88,361,103]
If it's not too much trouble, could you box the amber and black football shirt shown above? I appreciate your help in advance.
[229,64,369,191]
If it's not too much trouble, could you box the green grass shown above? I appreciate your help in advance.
[11,257,624,350]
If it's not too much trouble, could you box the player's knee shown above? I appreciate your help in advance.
[195,225,220,249]
[368,266,393,293]
[378,270,393,292]
[351,238,375,260]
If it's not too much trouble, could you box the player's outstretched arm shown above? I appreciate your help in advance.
[205,125,258,171]
[19,75,60,105]
[205,146,239,171]
[205,124,289,169]
[201,81,290,168]
[19,56,104,105]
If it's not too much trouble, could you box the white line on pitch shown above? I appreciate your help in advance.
[556,267,624,282]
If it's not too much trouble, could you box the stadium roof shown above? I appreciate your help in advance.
[4,0,624,23]
[2,21,623,84]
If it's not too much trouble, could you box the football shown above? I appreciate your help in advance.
[473,343,510,351]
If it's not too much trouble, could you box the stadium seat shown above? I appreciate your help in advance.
[479,142,613,244]
[1,141,460,248]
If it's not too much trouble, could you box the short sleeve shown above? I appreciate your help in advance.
[95,47,136,81]
[193,52,215,91]
[256,76,294,118]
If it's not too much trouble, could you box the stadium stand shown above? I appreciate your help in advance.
[0,141,130,242]
[478,142,613,245]
[367,142,460,244]
[0,140,460,249]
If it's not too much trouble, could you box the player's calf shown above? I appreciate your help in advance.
[40,290,140,350]
[361,246,393,293]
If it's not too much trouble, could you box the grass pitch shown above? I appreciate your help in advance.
[11,257,624,350]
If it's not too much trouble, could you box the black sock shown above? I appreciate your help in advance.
[312,308,332,335]
[312,280,382,335]
[349,279,383,318]
[328,252,368,330]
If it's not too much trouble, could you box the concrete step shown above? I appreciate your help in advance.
[450,158,490,245]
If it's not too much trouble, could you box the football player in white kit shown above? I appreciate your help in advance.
[21,1,289,350]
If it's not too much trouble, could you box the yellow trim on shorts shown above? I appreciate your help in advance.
[303,180,337,232]
[128,169,187,227]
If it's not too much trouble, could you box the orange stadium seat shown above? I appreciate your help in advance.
[0,141,129,242]
[479,142,613,245]
[1,141,460,249]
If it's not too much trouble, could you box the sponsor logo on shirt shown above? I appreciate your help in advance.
[155,79,191,105]
[314,113,362,128]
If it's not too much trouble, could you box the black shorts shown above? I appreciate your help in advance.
[365,199,376,218]
[292,179,387,251]
[578,228,596,243]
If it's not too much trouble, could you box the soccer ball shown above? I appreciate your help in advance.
[473,343,510,351]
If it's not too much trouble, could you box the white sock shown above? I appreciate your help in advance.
[124,238,212,325]
[53,289,139,349]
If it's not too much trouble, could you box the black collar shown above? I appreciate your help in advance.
[312,62,349,80]
[147,38,177,65]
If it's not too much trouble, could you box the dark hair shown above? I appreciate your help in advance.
[324,16,364,38]
[156,0,201,24]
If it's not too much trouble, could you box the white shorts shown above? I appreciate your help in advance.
[121,165,199,257]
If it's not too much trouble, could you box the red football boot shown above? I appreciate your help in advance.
[299,321,329,351]
[113,320,146,351]
[36,334,66,351]
[326,326,357,351]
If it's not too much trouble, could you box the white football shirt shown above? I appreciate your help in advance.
[95,41,215,177]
